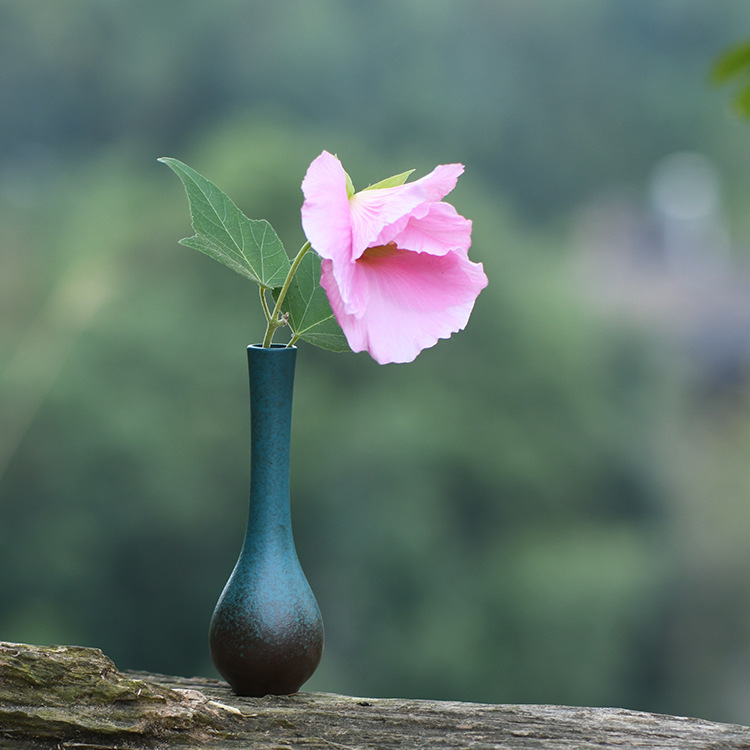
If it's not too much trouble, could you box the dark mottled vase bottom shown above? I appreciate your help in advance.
[209,345,324,696]
[209,583,324,696]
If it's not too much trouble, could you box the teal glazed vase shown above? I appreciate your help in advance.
[209,344,324,696]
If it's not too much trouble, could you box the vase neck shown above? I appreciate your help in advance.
[244,345,297,545]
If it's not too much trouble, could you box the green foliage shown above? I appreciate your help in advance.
[364,170,415,191]
[712,40,750,118]
[159,157,291,290]
[159,157,348,351]
[273,251,350,353]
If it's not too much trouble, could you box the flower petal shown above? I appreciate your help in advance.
[376,202,472,256]
[321,255,369,318]
[320,259,368,352]
[301,151,353,263]
[348,183,426,259]
[408,163,464,202]
[348,163,465,259]
[324,246,488,364]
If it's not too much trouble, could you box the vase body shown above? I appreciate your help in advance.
[209,344,323,696]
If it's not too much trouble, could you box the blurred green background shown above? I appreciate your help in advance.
[3,0,750,725]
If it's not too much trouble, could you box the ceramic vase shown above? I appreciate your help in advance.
[209,344,324,696]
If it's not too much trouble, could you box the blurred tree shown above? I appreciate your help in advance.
[1,0,748,221]
[2,0,750,726]
[0,115,676,713]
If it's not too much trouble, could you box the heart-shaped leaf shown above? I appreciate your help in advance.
[274,252,350,352]
[159,157,291,289]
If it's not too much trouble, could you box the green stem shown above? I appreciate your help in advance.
[261,241,312,348]
[259,285,272,325]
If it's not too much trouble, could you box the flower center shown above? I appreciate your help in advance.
[361,242,400,261]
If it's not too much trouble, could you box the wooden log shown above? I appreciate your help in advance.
[1,641,749,749]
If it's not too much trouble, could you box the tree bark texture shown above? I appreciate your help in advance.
[2,642,750,749]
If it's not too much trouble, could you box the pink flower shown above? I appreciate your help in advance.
[301,151,488,364]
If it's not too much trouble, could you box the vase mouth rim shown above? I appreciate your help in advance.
[248,344,297,351]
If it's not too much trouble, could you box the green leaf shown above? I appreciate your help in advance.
[273,252,351,352]
[712,41,750,83]
[364,169,415,191]
[344,169,356,198]
[158,157,291,289]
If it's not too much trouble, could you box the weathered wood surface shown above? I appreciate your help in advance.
[2,642,750,749]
